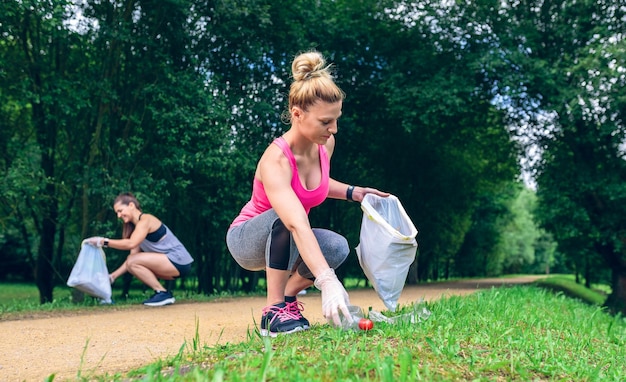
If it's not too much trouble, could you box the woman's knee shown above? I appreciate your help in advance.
[125,256,142,275]
[298,232,350,274]
[320,235,349,266]
[125,254,158,274]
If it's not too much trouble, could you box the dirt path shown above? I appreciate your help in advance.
[0,276,543,382]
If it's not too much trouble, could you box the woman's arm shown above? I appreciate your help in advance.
[105,218,151,251]
[259,145,331,278]
[328,179,390,203]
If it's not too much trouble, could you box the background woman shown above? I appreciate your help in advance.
[226,50,388,336]
[86,192,194,306]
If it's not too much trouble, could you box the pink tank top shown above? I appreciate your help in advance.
[230,137,330,227]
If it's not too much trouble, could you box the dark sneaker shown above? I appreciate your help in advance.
[143,290,175,306]
[285,296,310,329]
[260,303,306,337]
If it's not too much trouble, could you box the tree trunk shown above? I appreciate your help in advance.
[604,268,626,316]
[33,96,58,303]
[584,265,592,289]
[406,259,419,284]
[36,214,56,304]
[417,251,430,282]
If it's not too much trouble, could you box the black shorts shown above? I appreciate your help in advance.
[169,260,192,278]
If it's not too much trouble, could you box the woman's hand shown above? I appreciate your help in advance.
[314,268,352,326]
[351,186,390,203]
[85,236,105,247]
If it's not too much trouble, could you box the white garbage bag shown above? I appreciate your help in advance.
[356,194,418,311]
[67,241,112,303]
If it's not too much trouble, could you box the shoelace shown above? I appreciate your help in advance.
[262,305,300,324]
[284,300,305,319]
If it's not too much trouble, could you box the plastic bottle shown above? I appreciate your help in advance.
[413,300,432,322]
[337,305,365,330]
[369,299,431,325]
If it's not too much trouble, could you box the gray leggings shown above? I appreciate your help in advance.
[226,209,349,279]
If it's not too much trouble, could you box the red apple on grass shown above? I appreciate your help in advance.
[358,318,374,331]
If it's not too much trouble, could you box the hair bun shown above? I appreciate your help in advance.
[285,50,344,116]
[292,51,328,81]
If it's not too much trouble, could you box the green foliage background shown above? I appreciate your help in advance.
[0,0,624,313]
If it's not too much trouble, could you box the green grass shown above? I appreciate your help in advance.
[0,282,261,317]
[0,276,378,318]
[534,275,609,306]
[94,285,625,382]
[96,280,624,381]
[0,282,144,315]
[0,283,76,314]
[5,277,625,381]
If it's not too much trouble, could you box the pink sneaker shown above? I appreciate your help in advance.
[260,303,306,337]
[285,296,310,329]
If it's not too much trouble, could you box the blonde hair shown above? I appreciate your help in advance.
[282,51,345,123]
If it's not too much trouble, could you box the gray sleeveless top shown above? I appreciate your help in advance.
[139,224,193,265]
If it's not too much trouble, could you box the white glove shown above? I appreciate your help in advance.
[85,236,105,247]
[314,268,352,327]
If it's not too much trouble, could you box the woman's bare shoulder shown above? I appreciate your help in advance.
[139,213,162,230]
[258,143,291,180]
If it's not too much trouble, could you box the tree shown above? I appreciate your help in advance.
[501,187,540,274]
[369,1,520,280]
[455,184,518,277]
[490,0,626,313]
[0,0,233,300]
[0,0,539,299]
[0,0,93,302]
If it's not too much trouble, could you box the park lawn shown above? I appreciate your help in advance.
[5,277,623,381]
[104,284,624,381]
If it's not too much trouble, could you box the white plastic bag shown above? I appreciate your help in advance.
[356,194,418,311]
[67,241,112,303]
